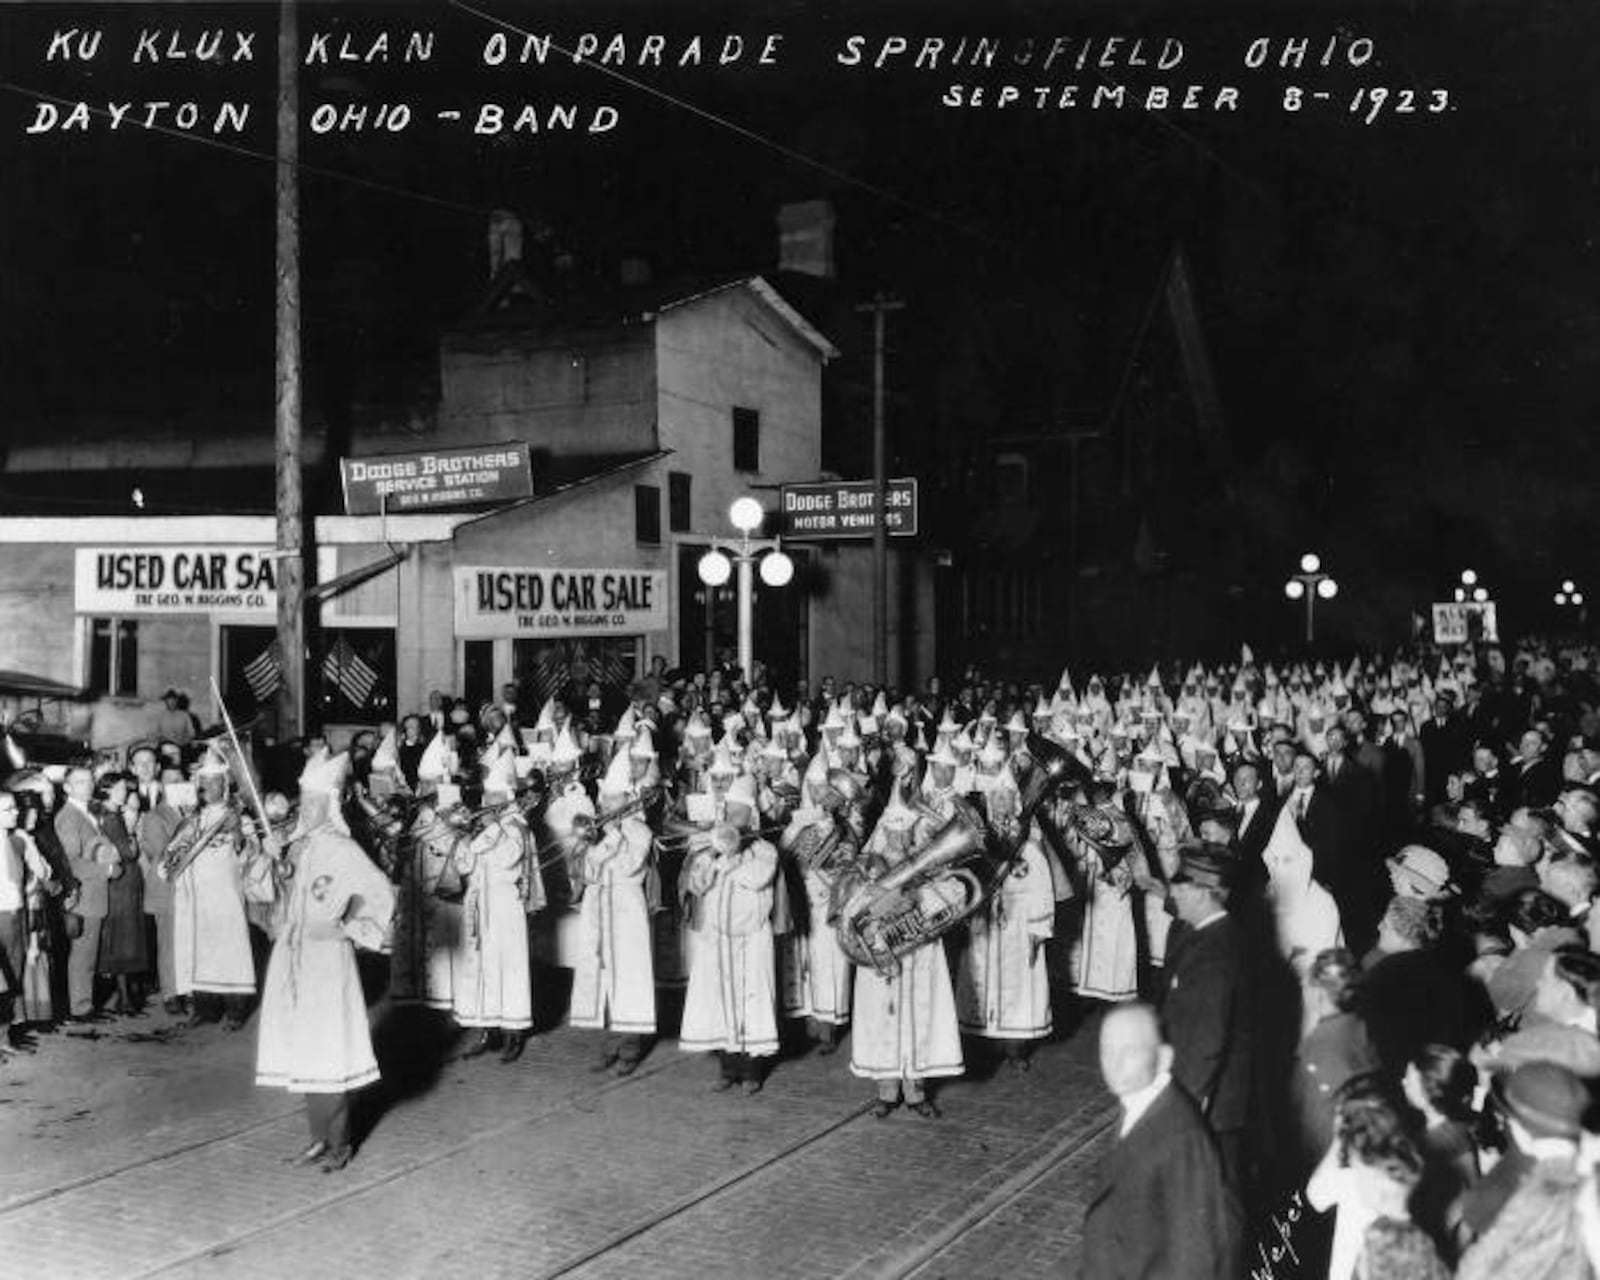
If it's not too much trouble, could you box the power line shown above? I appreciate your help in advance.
[445,0,1015,254]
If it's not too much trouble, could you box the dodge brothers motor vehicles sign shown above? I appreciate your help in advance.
[455,567,669,638]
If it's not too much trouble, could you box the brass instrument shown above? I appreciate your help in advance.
[834,733,1081,976]
[570,785,664,844]
[158,803,242,881]
[787,817,857,877]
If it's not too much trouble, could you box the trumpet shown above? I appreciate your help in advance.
[570,785,665,843]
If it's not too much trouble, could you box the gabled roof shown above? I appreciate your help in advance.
[453,266,839,362]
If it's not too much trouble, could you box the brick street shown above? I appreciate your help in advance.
[0,983,1114,1280]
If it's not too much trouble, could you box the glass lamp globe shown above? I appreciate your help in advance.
[1284,580,1306,600]
[697,550,732,587]
[1317,578,1339,600]
[759,551,794,587]
[1299,553,1321,575]
[729,497,764,534]
[1461,569,1478,586]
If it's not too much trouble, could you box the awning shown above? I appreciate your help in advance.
[0,670,90,701]
[305,547,410,604]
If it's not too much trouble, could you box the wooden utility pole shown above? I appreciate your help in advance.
[1062,429,1105,653]
[274,0,304,741]
[856,293,903,687]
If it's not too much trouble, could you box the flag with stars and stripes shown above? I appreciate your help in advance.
[322,636,379,710]
[243,643,282,704]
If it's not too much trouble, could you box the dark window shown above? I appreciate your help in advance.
[463,639,494,711]
[636,484,662,544]
[317,627,397,720]
[733,406,760,473]
[87,618,138,697]
[668,471,692,532]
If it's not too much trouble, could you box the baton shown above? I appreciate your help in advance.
[209,677,272,836]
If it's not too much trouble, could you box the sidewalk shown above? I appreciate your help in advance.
[1,997,1113,1279]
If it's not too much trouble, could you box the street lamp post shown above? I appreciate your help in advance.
[1283,552,1338,645]
[1454,568,1489,606]
[696,497,794,684]
[1556,579,1585,624]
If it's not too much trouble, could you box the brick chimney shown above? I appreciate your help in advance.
[777,200,836,279]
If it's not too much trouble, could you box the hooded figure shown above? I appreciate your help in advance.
[1262,803,1344,976]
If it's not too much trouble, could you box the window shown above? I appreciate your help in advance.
[87,618,138,697]
[733,406,760,473]
[668,471,692,532]
[635,484,662,544]
[318,627,397,720]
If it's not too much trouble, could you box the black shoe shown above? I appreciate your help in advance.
[221,1015,246,1033]
[614,1058,641,1077]
[816,1036,839,1056]
[908,1100,941,1119]
[871,1099,899,1119]
[288,1140,329,1167]
[742,1078,765,1095]
[458,1031,495,1060]
[711,1076,739,1092]
[320,1147,352,1173]
[590,1049,622,1073]
[162,998,185,1016]
[499,1033,527,1063]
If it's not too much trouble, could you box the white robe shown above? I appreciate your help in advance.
[1068,840,1139,1003]
[452,813,539,1031]
[956,838,1055,1039]
[679,840,780,1057]
[1263,804,1344,976]
[847,815,964,1081]
[569,818,656,1034]
[389,819,466,1011]
[256,827,394,1094]
[850,940,964,1081]
[172,809,257,996]
[777,808,854,1025]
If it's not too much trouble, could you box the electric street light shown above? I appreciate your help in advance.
[1556,579,1585,614]
[1454,569,1486,605]
[697,498,794,683]
[1284,553,1337,645]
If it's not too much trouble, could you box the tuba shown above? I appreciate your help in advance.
[834,734,1081,975]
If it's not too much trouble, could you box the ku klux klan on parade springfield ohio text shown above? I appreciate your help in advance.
[22,23,1452,134]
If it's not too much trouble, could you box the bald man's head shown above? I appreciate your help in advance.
[1098,1002,1172,1099]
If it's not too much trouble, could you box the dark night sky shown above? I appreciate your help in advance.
[2,0,1598,637]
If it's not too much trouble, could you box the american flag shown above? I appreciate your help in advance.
[243,644,282,703]
[322,636,379,709]
[525,641,635,705]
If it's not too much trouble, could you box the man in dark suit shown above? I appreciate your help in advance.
[1082,1001,1243,1280]
[1508,728,1562,812]
[1420,690,1471,806]
[1321,724,1384,950]
[1231,759,1278,871]
[1161,843,1253,1189]
[54,765,114,1023]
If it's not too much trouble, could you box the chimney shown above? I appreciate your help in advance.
[488,208,523,277]
[777,200,836,279]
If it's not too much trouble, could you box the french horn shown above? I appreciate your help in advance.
[834,733,1084,975]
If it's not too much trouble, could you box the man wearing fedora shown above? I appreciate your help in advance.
[1455,1060,1591,1265]
[1160,842,1253,1189]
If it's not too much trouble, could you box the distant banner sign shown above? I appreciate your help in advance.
[780,478,918,539]
[1432,601,1500,645]
[455,567,668,638]
[339,442,533,515]
[75,547,277,615]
